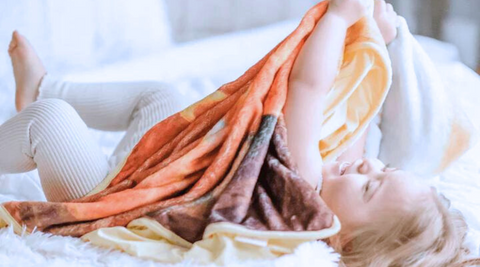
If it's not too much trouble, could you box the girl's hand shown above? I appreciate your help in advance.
[327,0,370,27]
[373,0,399,44]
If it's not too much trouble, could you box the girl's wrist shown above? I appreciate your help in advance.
[323,11,350,30]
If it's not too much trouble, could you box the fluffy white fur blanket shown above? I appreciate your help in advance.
[0,227,339,267]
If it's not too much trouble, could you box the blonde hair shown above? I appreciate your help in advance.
[330,189,480,267]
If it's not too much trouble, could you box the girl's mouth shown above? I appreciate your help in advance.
[339,162,351,176]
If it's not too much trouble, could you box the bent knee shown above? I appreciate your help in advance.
[28,98,73,111]
[140,83,186,113]
[26,99,83,127]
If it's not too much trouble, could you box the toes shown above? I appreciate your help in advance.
[9,31,29,53]
[8,31,19,54]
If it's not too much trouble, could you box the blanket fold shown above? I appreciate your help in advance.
[0,1,392,264]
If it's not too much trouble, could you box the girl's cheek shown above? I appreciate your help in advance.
[322,163,338,177]
[327,178,351,199]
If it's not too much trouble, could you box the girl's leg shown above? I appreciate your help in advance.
[0,99,110,202]
[37,75,186,169]
[9,30,185,189]
[37,75,186,133]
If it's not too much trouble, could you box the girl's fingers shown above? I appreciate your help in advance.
[376,0,387,11]
[386,3,394,12]
[374,0,385,15]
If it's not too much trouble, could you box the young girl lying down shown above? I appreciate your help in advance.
[0,0,475,266]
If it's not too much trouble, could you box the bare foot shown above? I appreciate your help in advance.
[8,31,47,112]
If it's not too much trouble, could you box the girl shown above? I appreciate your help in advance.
[0,0,473,266]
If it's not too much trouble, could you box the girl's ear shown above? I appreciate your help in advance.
[328,234,346,252]
[329,232,355,253]
[343,240,354,253]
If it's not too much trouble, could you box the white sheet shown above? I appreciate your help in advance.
[0,19,479,259]
[429,61,480,254]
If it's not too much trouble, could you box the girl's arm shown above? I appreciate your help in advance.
[337,124,370,162]
[285,0,368,188]
[336,0,399,163]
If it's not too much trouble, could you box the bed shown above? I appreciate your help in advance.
[0,18,479,266]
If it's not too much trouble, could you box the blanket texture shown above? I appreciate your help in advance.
[0,1,391,264]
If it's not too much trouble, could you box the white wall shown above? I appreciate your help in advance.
[165,0,479,69]
[164,0,319,42]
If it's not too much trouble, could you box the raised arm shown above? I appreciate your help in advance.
[336,0,399,162]
[284,0,369,188]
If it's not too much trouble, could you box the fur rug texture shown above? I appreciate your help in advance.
[0,226,339,267]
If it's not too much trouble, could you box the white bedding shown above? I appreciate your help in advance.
[0,19,479,264]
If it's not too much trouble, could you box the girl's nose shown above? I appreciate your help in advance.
[360,158,386,174]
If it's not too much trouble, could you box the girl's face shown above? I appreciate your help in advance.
[320,158,432,235]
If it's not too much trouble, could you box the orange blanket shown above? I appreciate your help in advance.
[0,1,391,260]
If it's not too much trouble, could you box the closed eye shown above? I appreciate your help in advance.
[362,180,372,203]
[364,178,384,202]
[382,164,398,172]
[363,180,371,194]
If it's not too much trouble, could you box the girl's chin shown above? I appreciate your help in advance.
[319,174,334,199]
[321,163,339,190]
[321,172,338,190]
[322,172,336,182]
[322,161,351,182]
[322,161,342,178]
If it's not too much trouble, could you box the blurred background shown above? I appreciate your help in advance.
[165,0,480,69]
[0,0,479,125]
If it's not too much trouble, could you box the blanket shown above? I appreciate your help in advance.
[0,1,391,264]
[378,17,478,177]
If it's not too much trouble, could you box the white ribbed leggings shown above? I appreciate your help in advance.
[0,75,185,202]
